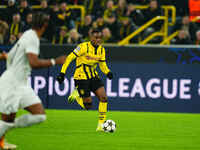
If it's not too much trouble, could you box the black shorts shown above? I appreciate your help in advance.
[74,77,104,98]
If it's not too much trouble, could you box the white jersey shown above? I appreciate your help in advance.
[7,29,39,83]
[0,29,41,114]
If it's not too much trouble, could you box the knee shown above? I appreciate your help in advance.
[36,114,46,123]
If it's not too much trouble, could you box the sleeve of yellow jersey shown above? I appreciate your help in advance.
[61,44,85,74]
[99,47,110,75]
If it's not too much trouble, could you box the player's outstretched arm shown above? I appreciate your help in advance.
[27,53,66,69]
[0,52,7,60]
[99,47,113,79]
[99,61,113,80]
[56,52,76,84]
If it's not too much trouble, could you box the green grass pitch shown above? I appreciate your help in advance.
[4,110,200,150]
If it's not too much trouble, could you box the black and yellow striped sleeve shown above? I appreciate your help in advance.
[99,47,110,75]
[61,52,76,74]
[61,44,86,74]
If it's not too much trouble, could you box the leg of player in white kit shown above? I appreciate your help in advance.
[0,103,46,149]
[0,118,15,138]
[14,114,46,127]
[15,104,46,128]
[0,113,16,149]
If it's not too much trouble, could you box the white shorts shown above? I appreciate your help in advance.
[0,71,41,114]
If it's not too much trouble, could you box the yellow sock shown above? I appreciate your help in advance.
[98,101,107,124]
[76,97,85,109]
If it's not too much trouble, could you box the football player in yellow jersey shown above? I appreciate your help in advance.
[56,28,113,131]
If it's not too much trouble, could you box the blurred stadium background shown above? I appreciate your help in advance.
[1,0,200,149]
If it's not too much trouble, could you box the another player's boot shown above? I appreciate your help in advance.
[68,89,85,109]
[3,141,17,150]
[68,88,79,103]
[0,137,17,150]
[0,136,4,149]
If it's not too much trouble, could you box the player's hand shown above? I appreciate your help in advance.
[107,72,113,80]
[55,55,66,65]
[56,73,65,84]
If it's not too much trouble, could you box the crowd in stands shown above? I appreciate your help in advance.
[0,0,199,45]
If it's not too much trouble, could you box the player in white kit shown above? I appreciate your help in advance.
[0,12,65,149]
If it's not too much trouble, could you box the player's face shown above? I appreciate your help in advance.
[91,32,102,46]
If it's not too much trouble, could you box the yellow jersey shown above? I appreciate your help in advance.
[61,41,111,80]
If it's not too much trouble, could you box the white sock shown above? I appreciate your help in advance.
[14,114,46,128]
[0,120,14,138]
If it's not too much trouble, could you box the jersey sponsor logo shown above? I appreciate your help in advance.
[85,56,101,61]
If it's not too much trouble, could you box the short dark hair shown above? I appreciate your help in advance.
[150,0,157,2]
[32,12,49,29]
[91,28,101,35]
